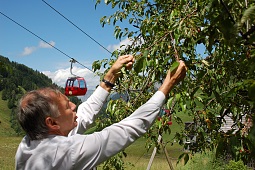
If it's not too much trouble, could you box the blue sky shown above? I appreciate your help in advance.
[1,0,207,92]
[0,0,131,89]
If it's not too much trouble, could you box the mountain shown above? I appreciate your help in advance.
[0,55,56,91]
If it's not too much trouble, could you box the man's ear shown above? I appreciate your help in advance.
[45,117,60,130]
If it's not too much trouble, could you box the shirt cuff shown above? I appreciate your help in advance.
[93,85,110,102]
[151,91,166,107]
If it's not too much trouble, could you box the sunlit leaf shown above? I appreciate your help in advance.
[134,56,146,73]
[170,61,180,72]
[240,6,255,25]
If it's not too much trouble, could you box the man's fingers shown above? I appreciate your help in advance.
[120,55,134,65]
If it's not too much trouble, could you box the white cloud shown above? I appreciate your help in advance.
[39,41,55,48]
[42,66,100,90]
[107,37,144,52]
[107,38,133,51]
[21,46,37,56]
[21,40,56,56]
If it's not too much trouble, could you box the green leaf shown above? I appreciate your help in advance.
[177,153,185,164]
[248,82,255,101]
[177,153,189,165]
[134,50,148,73]
[134,56,146,73]
[158,121,162,129]
[167,97,174,109]
[142,50,149,58]
[104,0,110,5]
[151,72,156,82]
[184,153,189,165]
[181,103,187,112]
[174,116,183,124]
[201,59,209,66]
[195,98,204,111]
[175,93,181,101]
[170,61,180,72]
[92,60,101,71]
[241,6,255,25]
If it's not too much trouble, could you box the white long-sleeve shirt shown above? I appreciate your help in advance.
[15,86,166,170]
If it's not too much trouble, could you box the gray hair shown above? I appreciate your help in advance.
[17,87,61,140]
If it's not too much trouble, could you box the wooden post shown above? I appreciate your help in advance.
[146,135,162,170]
[162,143,174,170]
[146,134,174,170]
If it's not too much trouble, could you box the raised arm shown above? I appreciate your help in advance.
[69,55,135,135]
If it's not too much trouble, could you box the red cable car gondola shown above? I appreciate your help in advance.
[65,76,87,96]
[64,58,87,96]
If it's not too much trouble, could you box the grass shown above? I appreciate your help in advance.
[0,91,22,169]
[122,140,181,170]
[175,151,251,170]
[0,137,22,170]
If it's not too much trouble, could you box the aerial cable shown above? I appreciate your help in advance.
[0,11,93,73]
[41,0,113,55]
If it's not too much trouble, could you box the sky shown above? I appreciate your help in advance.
[0,0,131,90]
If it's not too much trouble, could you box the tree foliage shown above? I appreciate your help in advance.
[93,0,255,168]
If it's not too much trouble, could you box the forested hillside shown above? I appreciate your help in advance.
[0,91,16,137]
[0,55,81,136]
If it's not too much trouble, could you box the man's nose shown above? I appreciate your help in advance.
[70,102,76,111]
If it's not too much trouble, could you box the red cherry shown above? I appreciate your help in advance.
[167,121,172,125]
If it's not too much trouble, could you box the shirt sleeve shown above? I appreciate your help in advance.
[69,86,109,136]
[70,91,166,169]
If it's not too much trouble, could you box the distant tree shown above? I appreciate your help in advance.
[0,56,12,78]
[10,109,25,136]
[10,86,26,135]
[1,89,7,100]
[7,96,15,109]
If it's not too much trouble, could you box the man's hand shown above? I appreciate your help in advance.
[101,55,135,91]
[110,55,135,74]
[159,60,187,96]
[168,60,187,85]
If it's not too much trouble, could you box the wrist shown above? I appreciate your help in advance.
[159,81,175,96]
[100,71,118,92]
[102,79,115,88]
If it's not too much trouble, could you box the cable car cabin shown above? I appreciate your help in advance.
[65,77,87,96]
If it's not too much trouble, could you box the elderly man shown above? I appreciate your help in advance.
[15,55,187,170]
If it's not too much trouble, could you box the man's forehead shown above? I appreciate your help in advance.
[38,88,62,98]
[37,88,67,104]
[55,92,69,103]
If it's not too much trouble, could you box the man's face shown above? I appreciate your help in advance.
[55,93,77,136]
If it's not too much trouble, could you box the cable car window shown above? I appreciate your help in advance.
[73,79,79,87]
[67,80,72,87]
[79,80,86,88]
